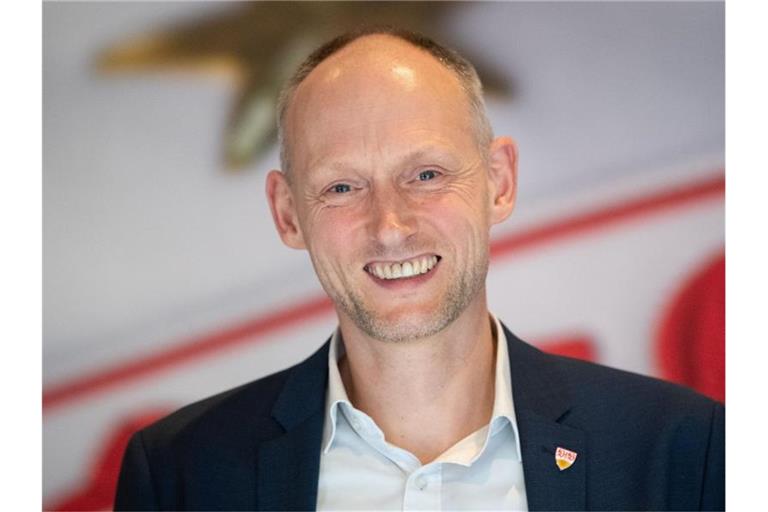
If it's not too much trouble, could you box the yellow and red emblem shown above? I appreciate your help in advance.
[555,446,578,471]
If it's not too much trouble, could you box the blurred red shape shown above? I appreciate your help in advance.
[656,251,725,402]
[48,408,172,511]
[538,336,597,362]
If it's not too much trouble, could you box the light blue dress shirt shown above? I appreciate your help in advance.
[316,315,529,510]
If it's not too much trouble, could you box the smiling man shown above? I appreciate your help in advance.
[115,28,724,511]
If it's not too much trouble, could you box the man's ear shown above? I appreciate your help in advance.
[265,170,306,249]
[487,136,518,225]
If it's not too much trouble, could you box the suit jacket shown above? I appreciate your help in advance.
[115,324,725,511]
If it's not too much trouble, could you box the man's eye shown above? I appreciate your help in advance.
[330,183,352,194]
[418,169,439,181]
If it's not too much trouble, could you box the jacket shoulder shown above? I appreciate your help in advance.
[547,350,721,417]
[141,365,292,448]
[502,328,724,510]
[135,337,330,454]
[116,341,331,510]
[542,350,724,510]
[504,322,721,418]
[115,366,293,510]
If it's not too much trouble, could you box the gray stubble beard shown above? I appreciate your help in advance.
[332,255,489,344]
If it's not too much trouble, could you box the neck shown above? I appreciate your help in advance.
[336,297,497,464]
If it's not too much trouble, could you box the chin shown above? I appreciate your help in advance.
[352,303,457,343]
[336,266,484,343]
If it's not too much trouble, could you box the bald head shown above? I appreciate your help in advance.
[276,29,493,178]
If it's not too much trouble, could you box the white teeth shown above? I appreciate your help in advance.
[367,255,440,280]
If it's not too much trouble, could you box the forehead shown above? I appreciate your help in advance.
[285,36,478,175]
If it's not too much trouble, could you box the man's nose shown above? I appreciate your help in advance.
[368,188,417,247]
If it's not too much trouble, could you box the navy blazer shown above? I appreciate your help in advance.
[115,325,724,511]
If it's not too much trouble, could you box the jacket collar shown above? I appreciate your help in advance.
[271,339,330,431]
[503,323,587,511]
[256,340,330,511]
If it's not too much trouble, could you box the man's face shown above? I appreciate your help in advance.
[272,36,513,342]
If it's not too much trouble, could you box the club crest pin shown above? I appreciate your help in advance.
[555,446,578,471]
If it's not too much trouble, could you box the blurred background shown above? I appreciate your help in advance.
[43,2,724,509]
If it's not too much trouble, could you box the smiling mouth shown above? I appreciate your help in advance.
[364,255,441,280]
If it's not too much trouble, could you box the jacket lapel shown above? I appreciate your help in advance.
[503,324,587,511]
[256,340,330,511]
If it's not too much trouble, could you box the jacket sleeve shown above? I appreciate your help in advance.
[114,430,159,511]
[700,402,725,511]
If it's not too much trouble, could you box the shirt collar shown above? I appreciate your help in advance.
[321,326,353,453]
[321,314,521,461]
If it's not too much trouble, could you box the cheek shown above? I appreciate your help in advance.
[424,205,489,258]
[424,188,491,236]
[307,228,342,265]
[425,196,491,264]
[304,210,366,268]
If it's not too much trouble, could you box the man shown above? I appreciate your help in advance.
[115,28,724,511]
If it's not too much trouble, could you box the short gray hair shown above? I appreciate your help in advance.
[276,26,494,178]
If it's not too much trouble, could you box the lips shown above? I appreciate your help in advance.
[364,254,441,280]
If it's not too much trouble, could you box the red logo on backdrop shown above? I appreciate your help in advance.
[48,408,172,511]
[656,252,725,402]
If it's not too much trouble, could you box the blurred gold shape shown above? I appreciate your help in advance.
[97,1,512,171]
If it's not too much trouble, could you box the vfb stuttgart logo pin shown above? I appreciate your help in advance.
[555,446,578,471]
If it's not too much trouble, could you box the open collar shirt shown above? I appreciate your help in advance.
[316,315,529,510]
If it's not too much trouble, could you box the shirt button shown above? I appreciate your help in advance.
[351,418,361,430]
[414,474,427,490]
